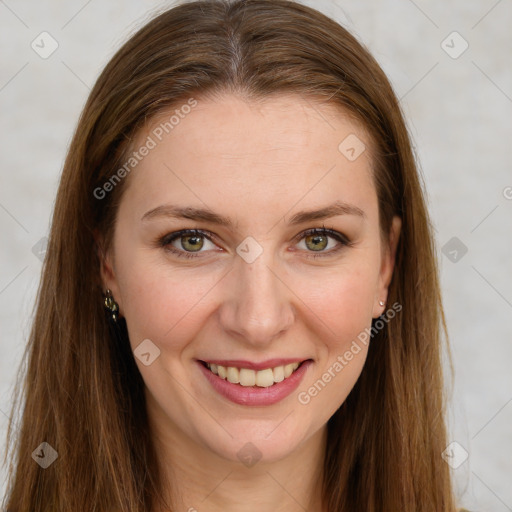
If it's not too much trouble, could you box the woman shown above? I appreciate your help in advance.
[2,0,463,510]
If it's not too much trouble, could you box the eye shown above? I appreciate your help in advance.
[292,227,352,258]
[158,226,352,260]
[159,229,218,259]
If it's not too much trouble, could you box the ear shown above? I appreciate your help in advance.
[94,229,123,314]
[372,215,401,318]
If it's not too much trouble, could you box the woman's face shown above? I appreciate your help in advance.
[101,93,400,464]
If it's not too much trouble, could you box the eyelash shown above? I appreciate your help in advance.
[158,226,352,260]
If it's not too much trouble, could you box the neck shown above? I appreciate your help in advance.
[147,394,327,512]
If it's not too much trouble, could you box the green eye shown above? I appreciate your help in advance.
[159,227,351,260]
[160,229,215,259]
[295,228,351,258]
[304,233,329,251]
[179,233,205,252]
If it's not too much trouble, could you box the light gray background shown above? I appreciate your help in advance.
[1,0,511,510]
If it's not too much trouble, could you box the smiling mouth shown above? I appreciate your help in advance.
[199,360,310,387]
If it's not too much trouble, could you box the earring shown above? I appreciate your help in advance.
[104,289,119,322]
[379,300,385,307]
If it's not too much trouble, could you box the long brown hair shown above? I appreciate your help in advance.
[2,1,456,510]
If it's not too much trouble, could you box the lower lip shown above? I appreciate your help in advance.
[197,359,313,406]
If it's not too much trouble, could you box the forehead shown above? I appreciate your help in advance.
[120,93,377,224]
[141,92,372,164]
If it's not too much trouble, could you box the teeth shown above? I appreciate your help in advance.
[239,368,256,386]
[226,366,239,384]
[284,363,295,378]
[205,361,302,387]
[273,365,285,383]
[255,368,274,387]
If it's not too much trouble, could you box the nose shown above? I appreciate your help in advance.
[218,250,295,348]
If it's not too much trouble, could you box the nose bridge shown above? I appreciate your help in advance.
[221,249,294,345]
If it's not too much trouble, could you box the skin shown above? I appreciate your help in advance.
[100,92,401,512]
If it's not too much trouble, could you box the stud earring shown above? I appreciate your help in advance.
[104,289,119,323]
[379,300,385,307]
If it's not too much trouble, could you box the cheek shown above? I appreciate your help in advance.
[294,265,378,419]
[116,248,222,350]
[294,261,379,346]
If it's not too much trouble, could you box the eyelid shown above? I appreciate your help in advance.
[290,226,351,246]
[160,228,217,246]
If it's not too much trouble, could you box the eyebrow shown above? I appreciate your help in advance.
[141,200,366,228]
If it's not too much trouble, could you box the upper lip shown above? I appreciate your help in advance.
[198,358,311,371]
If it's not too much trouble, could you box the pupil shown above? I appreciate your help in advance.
[308,234,326,251]
[184,235,203,251]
